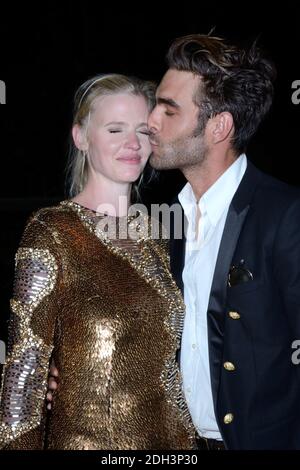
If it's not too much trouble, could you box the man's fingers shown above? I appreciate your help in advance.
[50,365,59,377]
[47,361,58,411]
[48,378,58,391]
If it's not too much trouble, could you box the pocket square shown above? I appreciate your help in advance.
[228,259,253,287]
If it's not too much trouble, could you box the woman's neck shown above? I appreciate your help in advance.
[72,179,132,217]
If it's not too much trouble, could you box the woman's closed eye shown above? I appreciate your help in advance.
[108,128,150,136]
[139,129,150,135]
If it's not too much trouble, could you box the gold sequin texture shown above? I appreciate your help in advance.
[0,200,195,449]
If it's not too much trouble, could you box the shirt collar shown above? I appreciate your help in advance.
[178,154,247,226]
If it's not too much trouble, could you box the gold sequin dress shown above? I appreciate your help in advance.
[0,201,195,450]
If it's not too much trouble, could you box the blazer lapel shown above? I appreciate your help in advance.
[207,204,249,412]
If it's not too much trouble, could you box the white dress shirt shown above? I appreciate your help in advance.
[178,154,247,440]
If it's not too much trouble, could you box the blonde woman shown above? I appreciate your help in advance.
[0,74,194,450]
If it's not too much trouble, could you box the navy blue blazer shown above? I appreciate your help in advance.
[170,161,300,449]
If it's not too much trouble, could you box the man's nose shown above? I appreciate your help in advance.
[148,108,160,134]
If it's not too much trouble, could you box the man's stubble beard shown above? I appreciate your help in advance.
[149,132,207,172]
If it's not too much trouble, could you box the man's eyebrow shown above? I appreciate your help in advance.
[156,97,180,109]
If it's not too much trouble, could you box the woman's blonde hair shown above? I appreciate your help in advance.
[66,73,156,198]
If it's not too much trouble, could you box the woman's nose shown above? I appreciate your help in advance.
[126,132,141,149]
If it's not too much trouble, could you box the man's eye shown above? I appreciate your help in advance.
[165,111,175,116]
[109,129,121,133]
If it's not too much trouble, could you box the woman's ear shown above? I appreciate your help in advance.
[72,124,88,151]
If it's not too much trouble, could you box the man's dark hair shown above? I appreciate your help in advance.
[167,34,277,152]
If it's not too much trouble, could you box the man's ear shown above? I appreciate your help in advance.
[72,124,88,151]
[210,112,234,144]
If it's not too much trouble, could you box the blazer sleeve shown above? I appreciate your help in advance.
[0,214,62,449]
[273,197,300,330]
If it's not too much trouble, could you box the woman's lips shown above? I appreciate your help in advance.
[117,156,141,165]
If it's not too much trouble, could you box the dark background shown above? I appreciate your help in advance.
[0,3,300,358]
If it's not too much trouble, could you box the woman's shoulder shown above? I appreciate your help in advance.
[30,200,76,223]
[20,200,79,248]
[26,200,85,232]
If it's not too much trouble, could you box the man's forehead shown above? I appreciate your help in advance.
[157,69,200,100]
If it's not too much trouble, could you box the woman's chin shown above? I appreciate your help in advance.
[119,170,143,183]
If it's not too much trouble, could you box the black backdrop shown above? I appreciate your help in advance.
[0,3,300,361]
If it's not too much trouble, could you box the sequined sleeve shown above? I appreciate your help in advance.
[0,217,61,449]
